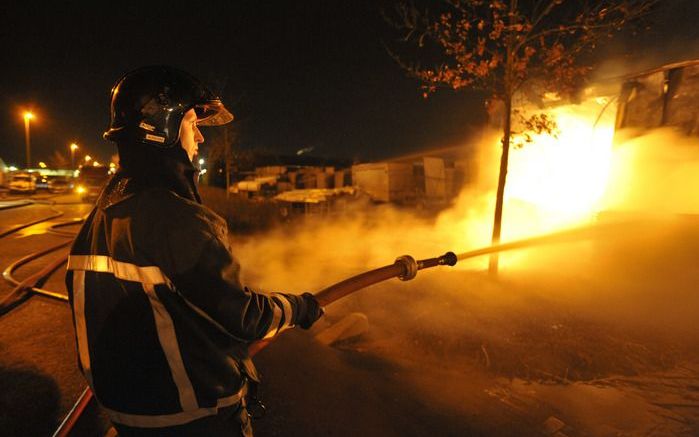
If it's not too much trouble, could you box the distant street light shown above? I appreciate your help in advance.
[70,143,79,169]
[84,155,92,164]
[38,161,47,169]
[23,112,34,168]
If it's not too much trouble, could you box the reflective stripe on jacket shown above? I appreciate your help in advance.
[66,183,301,428]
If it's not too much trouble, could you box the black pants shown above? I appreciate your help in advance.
[112,402,252,437]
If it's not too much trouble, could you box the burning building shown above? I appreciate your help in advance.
[603,60,699,217]
[616,59,699,134]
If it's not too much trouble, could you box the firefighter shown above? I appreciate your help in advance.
[65,65,323,436]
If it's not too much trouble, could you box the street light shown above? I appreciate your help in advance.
[84,155,92,164]
[23,112,34,168]
[70,143,79,169]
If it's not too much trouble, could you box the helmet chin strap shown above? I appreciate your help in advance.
[191,153,201,170]
[168,143,202,204]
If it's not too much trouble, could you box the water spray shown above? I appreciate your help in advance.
[312,220,623,307]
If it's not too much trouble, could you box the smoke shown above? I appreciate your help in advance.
[513,126,699,333]
[602,128,699,214]
[229,118,699,382]
[233,132,499,292]
[592,0,699,83]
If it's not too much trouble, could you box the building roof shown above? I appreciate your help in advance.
[620,59,699,81]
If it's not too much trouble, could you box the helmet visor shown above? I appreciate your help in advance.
[195,101,234,126]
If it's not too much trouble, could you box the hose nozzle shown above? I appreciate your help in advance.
[439,251,457,266]
[395,251,457,281]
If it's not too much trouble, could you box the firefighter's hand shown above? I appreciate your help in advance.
[296,292,324,329]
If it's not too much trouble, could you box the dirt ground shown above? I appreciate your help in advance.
[251,274,699,437]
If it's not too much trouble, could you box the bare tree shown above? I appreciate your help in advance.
[389,0,656,274]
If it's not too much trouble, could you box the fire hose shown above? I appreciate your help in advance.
[1,219,87,314]
[248,251,457,355]
[0,240,72,315]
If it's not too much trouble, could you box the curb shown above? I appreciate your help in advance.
[0,200,33,211]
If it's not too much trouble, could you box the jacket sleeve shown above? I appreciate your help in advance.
[147,197,307,343]
[170,232,307,342]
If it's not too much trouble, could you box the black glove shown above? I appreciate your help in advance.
[294,292,324,329]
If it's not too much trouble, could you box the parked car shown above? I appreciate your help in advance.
[75,166,110,202]
[9,173,37,194]
[47,176,70,193]
[36,174,50,190]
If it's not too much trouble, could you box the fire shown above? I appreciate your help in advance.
[501,96,617,239]
[446,91,699,272]
[438,94,620,270]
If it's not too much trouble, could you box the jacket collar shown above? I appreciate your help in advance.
[99,142,202,210]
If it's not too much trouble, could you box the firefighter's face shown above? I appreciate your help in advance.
[179,109,204,162]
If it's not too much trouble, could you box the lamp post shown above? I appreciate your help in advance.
[23,112,34,169]
[70,143,79,169]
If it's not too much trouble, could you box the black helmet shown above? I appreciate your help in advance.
[103,65,233,147]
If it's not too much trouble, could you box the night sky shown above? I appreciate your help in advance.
[1,1,698,167]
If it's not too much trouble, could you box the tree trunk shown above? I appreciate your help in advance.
[488,93,512,276]
[489,0,517,277]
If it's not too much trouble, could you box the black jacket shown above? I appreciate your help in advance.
[66,146,306,428]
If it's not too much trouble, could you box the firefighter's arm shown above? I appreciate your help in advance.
[166,224,322,341]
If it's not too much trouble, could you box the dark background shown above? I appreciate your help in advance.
[0,0,697,166]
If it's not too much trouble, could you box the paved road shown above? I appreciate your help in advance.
[0,195,97,436]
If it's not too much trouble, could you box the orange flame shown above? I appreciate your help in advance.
[502,97,616,239]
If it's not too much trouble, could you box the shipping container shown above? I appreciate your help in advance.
[351,162,414,203]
